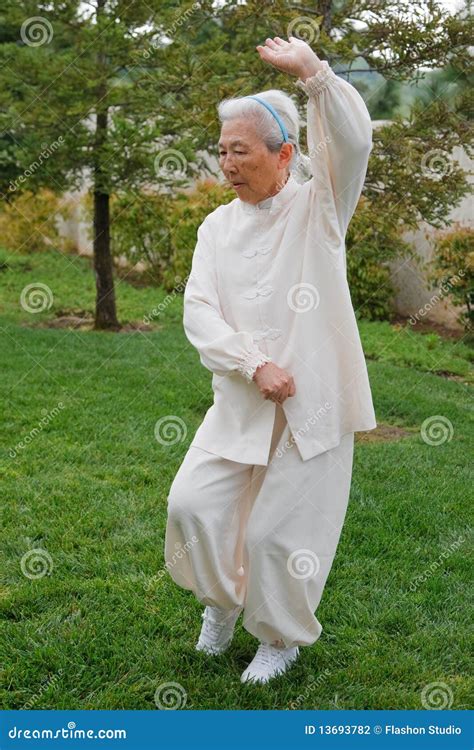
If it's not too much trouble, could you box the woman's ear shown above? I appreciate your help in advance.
[279,142,294,168]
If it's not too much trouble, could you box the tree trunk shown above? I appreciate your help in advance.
[317,0,333,33]
[93,185,120,330]
[93,0,120,331]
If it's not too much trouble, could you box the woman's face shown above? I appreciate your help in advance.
[218,118,293,205]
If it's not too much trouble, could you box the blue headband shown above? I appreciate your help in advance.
[246,96,289,143]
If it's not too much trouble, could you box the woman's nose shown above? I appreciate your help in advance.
[221,154,236,171]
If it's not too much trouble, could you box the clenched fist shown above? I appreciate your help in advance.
[253,362,296,404]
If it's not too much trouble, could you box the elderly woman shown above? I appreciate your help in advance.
[164,36,376,685]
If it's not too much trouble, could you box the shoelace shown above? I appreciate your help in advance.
[201,609,234,640]
[251,643,282,669]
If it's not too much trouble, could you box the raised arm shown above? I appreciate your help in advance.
[295,60,373,237]
[256,36,373,237]
[183,217,271,382]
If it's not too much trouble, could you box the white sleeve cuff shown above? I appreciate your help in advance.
[295,61,339,98]
[237,350,272,383]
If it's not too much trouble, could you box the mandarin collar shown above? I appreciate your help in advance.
[239,173,299,216]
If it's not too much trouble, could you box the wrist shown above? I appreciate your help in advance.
[297,58,326,82]
[252,361,269,380]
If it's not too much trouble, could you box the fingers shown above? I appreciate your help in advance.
[256,45,276,63]
[264,37,280,50]
[288,377,296,397]
[272,377,292,404]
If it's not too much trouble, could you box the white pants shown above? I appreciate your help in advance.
[164,404,354,649]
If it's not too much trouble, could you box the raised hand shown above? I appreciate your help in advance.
[255,36,323,80]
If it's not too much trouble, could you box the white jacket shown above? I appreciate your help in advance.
[183,61,377,465]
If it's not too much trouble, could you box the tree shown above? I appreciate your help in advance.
[1,0,472,325]
[0,0,199,330]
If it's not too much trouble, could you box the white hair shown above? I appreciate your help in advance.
[217,88,312,183]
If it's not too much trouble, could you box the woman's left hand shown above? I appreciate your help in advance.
[256,36,323,80]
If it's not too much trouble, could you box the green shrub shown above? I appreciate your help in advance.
[429,224,474,333]
[162,179,234,291]
[346,196,413,320]
[104,179,234,290]
[0,189,72,254]
[109,190,175,284]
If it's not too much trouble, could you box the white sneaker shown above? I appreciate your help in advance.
[195,605,242,655]
[240,641,300,684]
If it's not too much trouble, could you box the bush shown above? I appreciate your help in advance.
[0,189,72,254]
[162,179,234,291]
[109,190,175,284]
[429,224,474,333]
[98,179,234,290]
[346,196,413,320]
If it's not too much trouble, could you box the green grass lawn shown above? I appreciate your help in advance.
[0,247,472,710]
